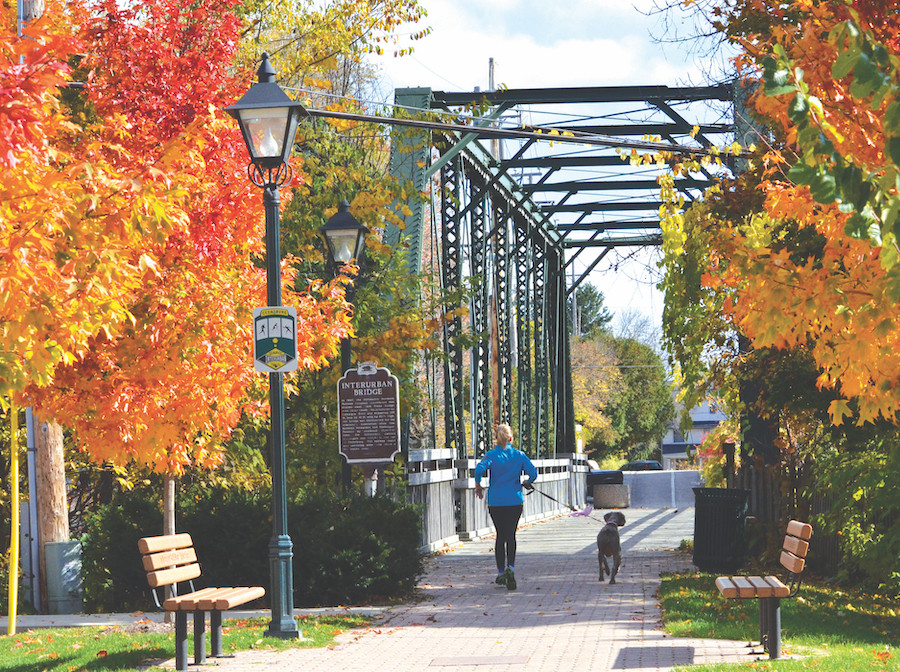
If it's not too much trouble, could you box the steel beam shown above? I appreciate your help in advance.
[432,83,734,106]
[468,167,493,458]
[440,156,467,459]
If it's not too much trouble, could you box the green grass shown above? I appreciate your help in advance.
[0,613,372,672]
[658,572,899,671]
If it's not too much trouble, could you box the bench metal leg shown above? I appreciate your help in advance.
[174,611,188,672]
[210,610,223,657]
[193,610,206,664]
[759,597,769,648]
[766,597,782,659]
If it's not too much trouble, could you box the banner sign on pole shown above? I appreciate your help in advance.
[253,307,298,373]
[337,362,401,464]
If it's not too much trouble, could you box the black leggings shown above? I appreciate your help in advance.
[489,505,523,571]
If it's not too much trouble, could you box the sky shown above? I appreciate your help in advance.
[369,0,718,333]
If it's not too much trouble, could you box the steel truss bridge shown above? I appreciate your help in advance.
[380,82,754,461]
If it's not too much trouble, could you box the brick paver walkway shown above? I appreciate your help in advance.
[137,508,754,671]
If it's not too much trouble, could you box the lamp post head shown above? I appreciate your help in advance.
[319,200,369,270]
[225,53,307,178]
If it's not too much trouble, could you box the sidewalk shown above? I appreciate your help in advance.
[4,507,754,671]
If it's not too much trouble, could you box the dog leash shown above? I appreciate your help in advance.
[524,484,578,512]
[523,486,610,523]
[568,502,611,524]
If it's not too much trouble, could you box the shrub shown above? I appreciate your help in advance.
[82,495,162,612]
[81,484,423,611]
[289,492,424,605]
[178,485,270,591]
[0,549,8,612]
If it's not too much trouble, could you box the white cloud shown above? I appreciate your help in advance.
[368,0,713,325]
[373,0,702,93]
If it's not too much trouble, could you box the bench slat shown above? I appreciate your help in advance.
[786,520,812,541]
[163,587,223,611]
[197,588,241,610]
[166,587,231,611]
[764,575,790,598]
[780,550,805,575]
[142,548,198,572]
[732,576,756,598]
[139,533,193,555]
[782,536,809,559]
[717,575,781,599]
[148,563,203,589]
[747,576,776,598]
[197,587,266,610]
[715,577,739,598]
[216,587,265,610]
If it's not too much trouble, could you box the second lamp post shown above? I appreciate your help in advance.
[320,200,368,372]
[320,201,368,493]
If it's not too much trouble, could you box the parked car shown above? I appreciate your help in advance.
[587,469,624,485]
[619,460,663,471]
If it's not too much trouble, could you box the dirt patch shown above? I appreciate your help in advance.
[101,620,175,636]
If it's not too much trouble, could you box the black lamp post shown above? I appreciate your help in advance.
[225,53,306,640]
[320,201,368,492]
[319,201,368,373]
[320,201,368,267]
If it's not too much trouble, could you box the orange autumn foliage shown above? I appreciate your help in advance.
[679,0,900,424]
[4,0,352,472]
[1,10,173,394]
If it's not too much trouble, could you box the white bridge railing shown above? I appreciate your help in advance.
[406,451,591,552]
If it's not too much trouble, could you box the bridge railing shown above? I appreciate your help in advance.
[406,448,458,553]
[407,452,590,551]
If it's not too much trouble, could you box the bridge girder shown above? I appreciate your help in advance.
[387,83,737,460]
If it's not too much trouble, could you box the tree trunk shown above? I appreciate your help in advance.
[162,474,176,623]
[163,475,175,536]
[34,417,68,614]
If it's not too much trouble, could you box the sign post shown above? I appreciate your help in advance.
[337,363,401,477]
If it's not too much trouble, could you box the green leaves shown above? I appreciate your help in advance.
[847,51,890,100]
[786,162,837,205]
[762,52,796,96]
[788,93,810,123]
[887,136,900,165]
[830,20,895,109]
[884,100,900,133]
[810,171,838,204]
[832,46,861,80]
[835,162,870,211]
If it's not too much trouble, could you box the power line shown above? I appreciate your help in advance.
[571,365,667,369]
[303,107,746,158]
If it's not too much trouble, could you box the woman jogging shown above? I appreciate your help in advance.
[474,424,538,591]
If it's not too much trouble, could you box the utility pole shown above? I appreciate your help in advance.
[33,416,68,614]
[18,0,69,618]
[489,58,499,161]
[17,0,44,34]
[488,57,501,426]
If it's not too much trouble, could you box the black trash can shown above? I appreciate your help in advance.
[692,487,750,572]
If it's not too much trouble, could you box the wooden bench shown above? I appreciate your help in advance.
[138,533,266,671]
[714,520,813,660]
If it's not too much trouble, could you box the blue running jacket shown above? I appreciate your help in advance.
[473,444,538,506]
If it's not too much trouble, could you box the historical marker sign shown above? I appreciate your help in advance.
[337,362,400,464]
[253,307,298,373]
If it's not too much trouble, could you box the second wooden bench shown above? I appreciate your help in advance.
[714,519,813,659]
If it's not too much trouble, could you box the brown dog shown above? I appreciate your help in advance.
[597,511,626,584]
